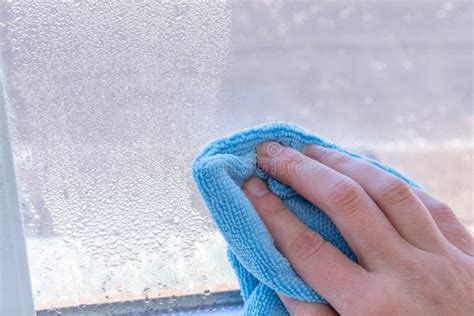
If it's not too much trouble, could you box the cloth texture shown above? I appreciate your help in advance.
[192,122,417,315]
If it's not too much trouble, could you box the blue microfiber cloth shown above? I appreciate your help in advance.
[192,122,417,315]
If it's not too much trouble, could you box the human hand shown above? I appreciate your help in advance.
[242,142,474,315]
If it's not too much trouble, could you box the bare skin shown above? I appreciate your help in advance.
[242,142,474,315]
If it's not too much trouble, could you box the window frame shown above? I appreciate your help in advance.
[0,58,36,315]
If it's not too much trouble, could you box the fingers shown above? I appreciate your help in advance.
[303,144,448,253]
[243,176,368,311]
[256,142,406,267]
[412,188,474,256]
[278,294,338,316]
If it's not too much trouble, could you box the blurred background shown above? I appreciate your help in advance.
[0,0,472,314]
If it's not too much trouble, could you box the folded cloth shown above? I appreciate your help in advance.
[192,122,417,315]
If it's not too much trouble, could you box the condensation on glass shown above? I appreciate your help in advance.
[1,1,235,311]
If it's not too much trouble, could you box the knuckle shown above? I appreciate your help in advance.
[310,147,355,172]
[326,151,353,170]
[290,228,326,261]
[312,146,335,161]
[329,179,367,213]
[428,202,456,223]
[444,226,474,253]
[422,202,474,252]
[286,152,319,185]
[378,179,413,205]
[262,197,289,219]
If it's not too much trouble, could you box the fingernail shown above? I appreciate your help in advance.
[256,142,283,158]
[303,144,329,159]
[243,177,269,197]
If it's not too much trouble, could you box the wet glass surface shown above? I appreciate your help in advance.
[2,0,235,311]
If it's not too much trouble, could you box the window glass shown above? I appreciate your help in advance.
[2,1,236,312]
[1,0,472,313]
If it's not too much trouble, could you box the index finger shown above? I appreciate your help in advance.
[256,142,407,267]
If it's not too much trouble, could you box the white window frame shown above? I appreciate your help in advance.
[0,57,36,315]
